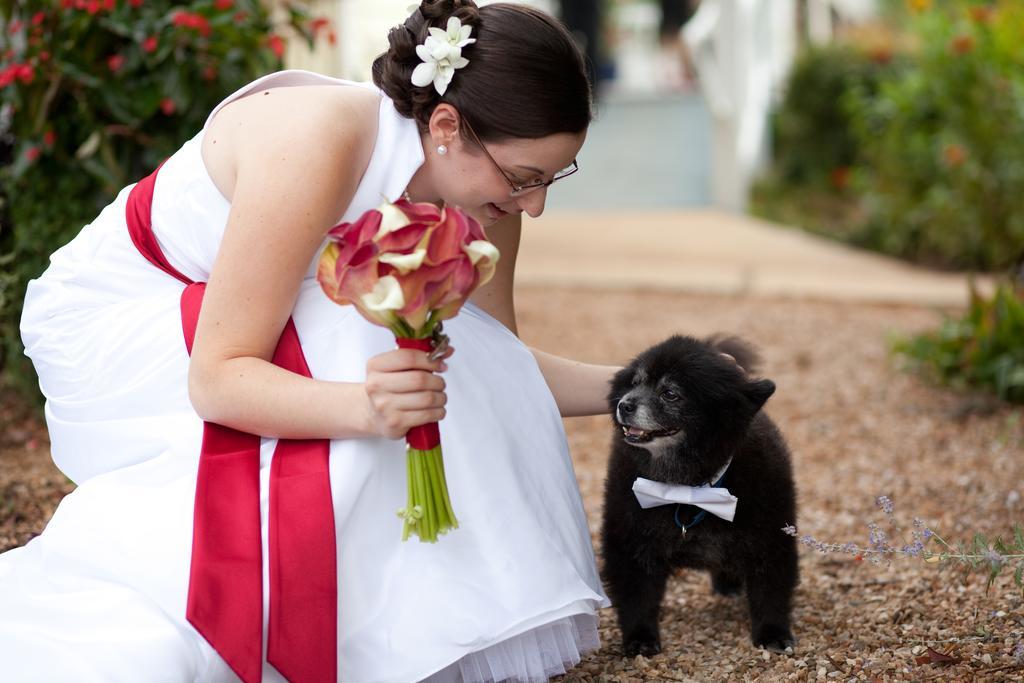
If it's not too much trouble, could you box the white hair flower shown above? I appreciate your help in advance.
[411,16,476,96]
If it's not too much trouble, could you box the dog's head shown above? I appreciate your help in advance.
[608,335,775,477]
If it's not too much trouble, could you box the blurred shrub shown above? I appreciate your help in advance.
[770,43,901,187]
[755,0,1024,273]
[751,42,904,241]
[0,1,330,398]
[846,0,1024,271]
[894,281,1024,404]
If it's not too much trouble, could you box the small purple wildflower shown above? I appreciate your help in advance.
[876,495,894,515]
[900,542,924,557]
[781,524,798,537]
[1014,642,1024,664]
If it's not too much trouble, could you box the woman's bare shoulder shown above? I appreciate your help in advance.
[202,84,382,203]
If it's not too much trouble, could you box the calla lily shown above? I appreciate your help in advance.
[464,240,499,288]
[379,249,427,274]
[361,275,405,312]
[375,201,412,239]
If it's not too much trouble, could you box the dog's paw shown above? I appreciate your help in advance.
[618,638,659,659]
[753,624,796,654]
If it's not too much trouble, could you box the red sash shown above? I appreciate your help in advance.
[126,167,337,683]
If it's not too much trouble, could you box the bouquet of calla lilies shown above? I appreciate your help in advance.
[317,198,499,542]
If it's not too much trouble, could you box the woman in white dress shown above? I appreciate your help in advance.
[0,1,617,681]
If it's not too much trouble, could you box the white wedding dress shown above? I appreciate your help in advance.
[0,70,608,683]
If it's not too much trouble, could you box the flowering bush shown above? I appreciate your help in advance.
[750,42,904,242]
[755,0,1024,273]
[0,0,332,396]
[844,0,1024,271]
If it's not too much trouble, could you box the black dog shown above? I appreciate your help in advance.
[601,335,798,657]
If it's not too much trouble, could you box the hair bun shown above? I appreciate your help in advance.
[372,0,481,122]
[374,2,592,141]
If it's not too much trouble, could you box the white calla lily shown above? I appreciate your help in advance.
[361,275,405,311]
[379,249,427,274]
[463,240,500,266]
[376,201,412,239]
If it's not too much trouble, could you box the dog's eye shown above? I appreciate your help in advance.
[660,390,680,402]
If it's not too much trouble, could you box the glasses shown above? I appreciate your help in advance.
[462,119,579,198]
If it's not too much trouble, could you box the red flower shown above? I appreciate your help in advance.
[202,65,218,81]
[868,46,893,65]
[9,20,23,35]
[129,0,143,6]
[311,16,331,37]
[25,146,41,163]
[61,0,73,8]
[16,63,34,85]
[829,166,851,191]
[267,34,285,59]
[43,130,56,147]
[214,0,233,10]
[0,67,16,89]
[107,54,125,72]
[233,11,248,24]
[85,0,102,15]
[142,36,158,53]
[943,143,967,168]
[951,35,975,56]
[160,97,176,116]
[39,51,51,62]
[173,11,211,37]
[969,6,994,23]
[31,12,46,26]
[103,0,115,10]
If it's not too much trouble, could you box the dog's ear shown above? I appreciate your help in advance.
[743,378,776,410]
[707,335,761,374]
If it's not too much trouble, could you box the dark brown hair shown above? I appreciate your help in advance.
[372,0,592,142]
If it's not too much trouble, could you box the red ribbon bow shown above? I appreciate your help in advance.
[126,166,338,683]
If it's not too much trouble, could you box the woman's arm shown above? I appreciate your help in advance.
[188,86,447,440]
[470,213,621,418]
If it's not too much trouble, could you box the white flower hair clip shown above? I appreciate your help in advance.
[411,16,476,96]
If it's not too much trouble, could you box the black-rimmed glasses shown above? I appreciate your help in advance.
[462,119,579,198]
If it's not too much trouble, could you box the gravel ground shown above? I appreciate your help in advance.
[2,285,1023,682]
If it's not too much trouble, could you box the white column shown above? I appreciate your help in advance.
[685,0,793,212]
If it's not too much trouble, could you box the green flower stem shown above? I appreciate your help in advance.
[420,451,437,541]
[429,447,458,529]
[412,448,432,541]
[402,445,458,543]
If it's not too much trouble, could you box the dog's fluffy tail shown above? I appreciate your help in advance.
[706,334,762,374]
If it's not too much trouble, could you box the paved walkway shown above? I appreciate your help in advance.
[518,208,990,307]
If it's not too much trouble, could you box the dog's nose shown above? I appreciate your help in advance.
[618,398,636,415]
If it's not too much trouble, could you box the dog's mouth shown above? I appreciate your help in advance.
[620,424,681,444]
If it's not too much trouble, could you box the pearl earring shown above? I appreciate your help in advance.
[436,144,448,156]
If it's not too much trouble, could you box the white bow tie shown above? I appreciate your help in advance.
[632,470,738,523]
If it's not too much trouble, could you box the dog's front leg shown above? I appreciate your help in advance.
[602,546,671,658]
[744,544,798,653]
